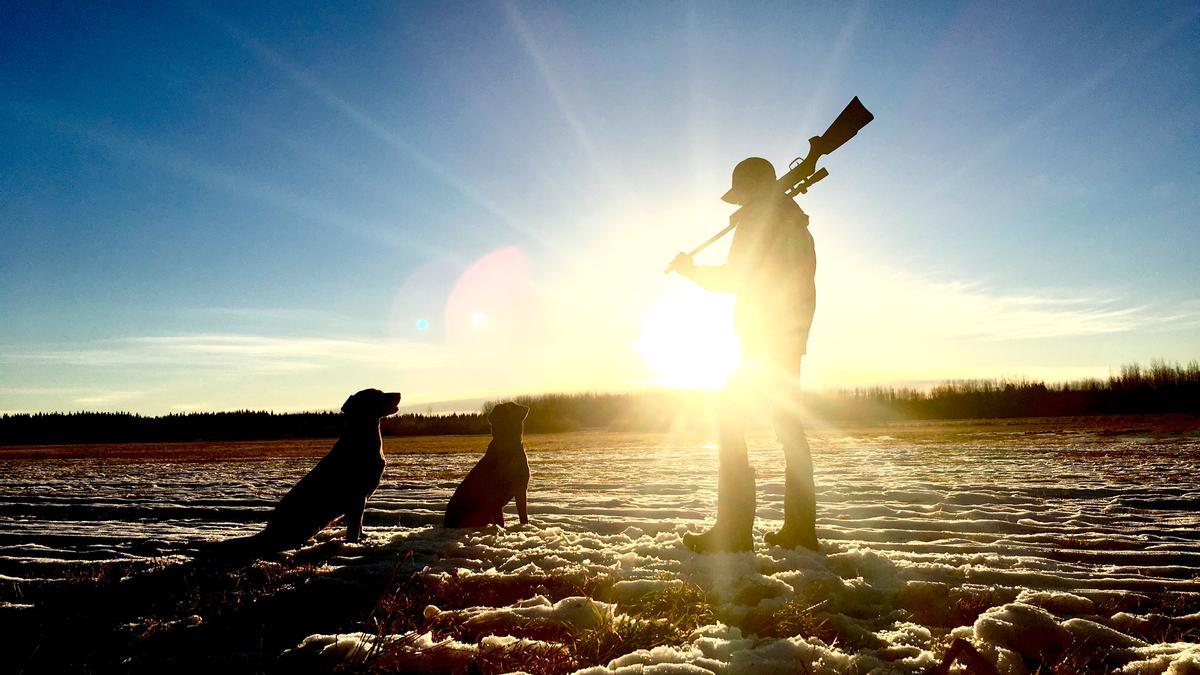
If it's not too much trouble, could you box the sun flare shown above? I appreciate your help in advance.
[635,286,741,389]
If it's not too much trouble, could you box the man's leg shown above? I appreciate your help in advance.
[764,358,819,550]
[683,368,756,553]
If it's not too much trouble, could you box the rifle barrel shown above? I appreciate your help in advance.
[687,222,737,258]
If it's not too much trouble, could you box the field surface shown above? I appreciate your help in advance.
[2,417,1199,673]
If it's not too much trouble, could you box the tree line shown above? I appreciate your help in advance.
[1,360,1196,445]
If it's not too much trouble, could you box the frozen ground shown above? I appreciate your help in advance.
[2,419,1199,673]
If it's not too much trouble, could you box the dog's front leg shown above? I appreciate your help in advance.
[516,487,529,525]
[345,498,367,543]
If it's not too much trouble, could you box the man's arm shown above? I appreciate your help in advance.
[670,254,740,293]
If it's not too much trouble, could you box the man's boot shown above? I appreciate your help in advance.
[764,471,818,550]
[765,421,819,550]
[683,462,756,553]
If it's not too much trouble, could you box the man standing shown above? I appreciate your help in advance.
[670,156,818,553]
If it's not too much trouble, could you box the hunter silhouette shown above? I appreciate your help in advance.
[671,156,819,553]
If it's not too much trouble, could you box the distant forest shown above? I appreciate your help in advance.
[2,360,1197,445]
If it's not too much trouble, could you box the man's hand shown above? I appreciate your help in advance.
[668,252,696,277]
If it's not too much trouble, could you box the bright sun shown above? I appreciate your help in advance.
[635,286,741,389]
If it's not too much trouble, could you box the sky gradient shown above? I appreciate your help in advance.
[2,1,1198,414]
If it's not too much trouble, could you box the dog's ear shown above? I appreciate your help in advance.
[342,389,377,414]
[487,401,527,425]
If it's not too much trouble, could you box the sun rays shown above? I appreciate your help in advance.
[206,13,542,251]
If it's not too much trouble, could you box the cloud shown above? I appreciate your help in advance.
[1151,298,1200,331]
[817,261,1190,344]
[800,256,1200,387]
[74,391,144,405]
[170,402,211,412]
[0,333,451,374]
[180,306,358,324]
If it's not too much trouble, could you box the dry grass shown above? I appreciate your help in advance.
[355,572,718,674]
[1038,643,1119,675]
[10,555,381,674]
[1108,592,1200,644]
[946,586,1014,627]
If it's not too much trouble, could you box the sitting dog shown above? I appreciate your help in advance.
[232,388,400,553]
[444,401,530,528]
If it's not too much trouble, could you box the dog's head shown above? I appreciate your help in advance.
[341,388,402,419]
[487,401,529,438]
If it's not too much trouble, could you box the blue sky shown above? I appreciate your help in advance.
[1,1,1198,413]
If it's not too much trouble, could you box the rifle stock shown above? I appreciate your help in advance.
[779,96,873,198]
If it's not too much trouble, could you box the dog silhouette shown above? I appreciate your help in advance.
[215,388,400,555]
[444,401,530,528]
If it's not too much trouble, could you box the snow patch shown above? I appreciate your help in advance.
[427,594,614,632]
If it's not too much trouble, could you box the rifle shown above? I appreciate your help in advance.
[666,96,874,273]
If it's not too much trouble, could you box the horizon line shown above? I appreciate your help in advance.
[4,359,1195,417]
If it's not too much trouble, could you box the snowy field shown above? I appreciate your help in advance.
[2,418,1199,673]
